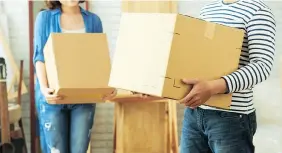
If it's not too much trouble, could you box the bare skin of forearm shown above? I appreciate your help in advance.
[35,62,48,89]
[208,78,228,95]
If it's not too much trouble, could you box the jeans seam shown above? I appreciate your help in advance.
[196,109,204,133]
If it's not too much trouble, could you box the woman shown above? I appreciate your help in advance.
[33,1,115,152]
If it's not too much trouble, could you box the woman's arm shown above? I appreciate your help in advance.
[33,11,49,89]
[94,14,103,33]
[35,62,48,89]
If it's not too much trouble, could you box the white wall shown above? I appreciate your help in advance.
[1,1,282,153]
[1,0,31,151]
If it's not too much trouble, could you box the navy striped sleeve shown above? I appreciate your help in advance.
[222,8,276,93]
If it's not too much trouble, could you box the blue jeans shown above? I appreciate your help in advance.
[180,108,257,153]
[35,89,95,153]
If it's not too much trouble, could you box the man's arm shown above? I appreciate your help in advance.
[222,8,276,93]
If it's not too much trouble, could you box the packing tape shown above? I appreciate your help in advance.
[205,22,216,40]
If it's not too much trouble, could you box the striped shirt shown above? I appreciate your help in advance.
[199,0,276,114]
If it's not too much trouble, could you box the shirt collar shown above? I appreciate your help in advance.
[51,6,89,16]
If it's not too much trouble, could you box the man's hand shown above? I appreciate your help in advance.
[40,87,63,103]
[179,78,227,109]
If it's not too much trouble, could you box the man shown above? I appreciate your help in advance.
[180,0,276,153]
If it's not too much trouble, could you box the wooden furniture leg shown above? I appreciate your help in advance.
[0,57,15,153]
[16,60,28,153]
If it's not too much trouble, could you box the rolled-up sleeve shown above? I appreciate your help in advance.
[33,11,47,65]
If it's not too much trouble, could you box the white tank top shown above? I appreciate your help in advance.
[61,28,86,33]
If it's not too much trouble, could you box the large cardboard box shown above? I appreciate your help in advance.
[109,13,244,109]
[44,33,114,104]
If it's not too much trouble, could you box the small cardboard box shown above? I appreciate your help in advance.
[109,13,244,109]
[44,33,114,104]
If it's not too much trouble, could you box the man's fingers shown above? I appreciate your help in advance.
[179,91,195,104]
[184,96,197,106]
[187,97,201,108]
[190,102,202,109]
[182,79,199,85]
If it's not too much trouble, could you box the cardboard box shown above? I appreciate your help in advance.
[44,33,114,104]
[109,13,244,109]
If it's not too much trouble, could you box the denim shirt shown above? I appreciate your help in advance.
[33,7,103,100]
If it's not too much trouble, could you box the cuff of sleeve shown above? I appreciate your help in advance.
[33,55,45,65]
[221,76,232,94]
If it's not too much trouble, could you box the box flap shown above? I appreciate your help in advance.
[162,76,192,99]
[50,33,111,88]
[161,14,244,108]
[44,33,113,103]
[44,33,60,90]
[109,13,178,97]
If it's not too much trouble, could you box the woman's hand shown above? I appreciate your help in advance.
[132,92,151,99]
[40,87,63,102]
[179,78,227,109]
[103,89,118,101]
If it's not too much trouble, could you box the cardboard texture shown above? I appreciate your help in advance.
[109,13,244,109]
[44,33,114,104]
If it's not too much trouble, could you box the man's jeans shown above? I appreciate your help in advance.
[35,92,95,153]
[180,107,257,153]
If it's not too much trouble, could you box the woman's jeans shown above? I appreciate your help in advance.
[35,90,95,153]
[180,107,257,153]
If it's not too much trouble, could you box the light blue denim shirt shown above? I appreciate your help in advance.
[33,7,103,99]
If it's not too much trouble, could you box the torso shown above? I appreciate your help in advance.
[199,0,273,114]
[60,13,85,31]
[34,8,103,103]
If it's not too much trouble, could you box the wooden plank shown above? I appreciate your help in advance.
[113,102,119,153]
[166,102,171,153]
[28,1,36,153]
[171,102,179,153]
[0,83,10,143]
[115,102,168,153]
[0,58,11,144]
[115,103,124,153]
